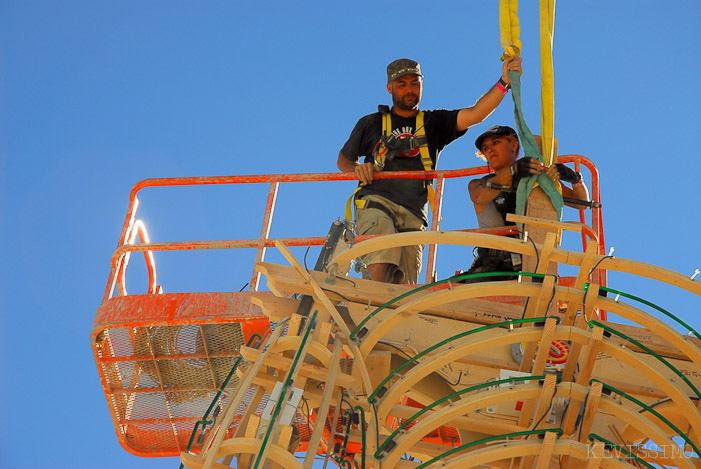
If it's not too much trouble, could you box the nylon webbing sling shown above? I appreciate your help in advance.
[500,0,562,229]
[509,70,563,226]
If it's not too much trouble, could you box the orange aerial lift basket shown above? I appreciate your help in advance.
[91,157,605,458]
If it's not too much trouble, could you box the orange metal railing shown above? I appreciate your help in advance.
[103,155,604,302]
[93,156,605,457]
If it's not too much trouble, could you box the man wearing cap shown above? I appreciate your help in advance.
[338,57,522,284]
[463,125,589,279]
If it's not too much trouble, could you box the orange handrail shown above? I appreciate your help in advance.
[115,220,159,297]
[104,156,604,302]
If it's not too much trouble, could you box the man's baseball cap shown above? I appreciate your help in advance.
[475,125,518,150]
[387,58,422,83]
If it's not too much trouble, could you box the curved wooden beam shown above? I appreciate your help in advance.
[376,325,701,439]
[201,323,287,465]
[621,399,699,444]
[384,383,590,468]
[325,230,701,297]
[596,257,701,296]
[354,276,699,370]
[214,437,301,469]
[271,336,333,368]
[427,438,636,469]
[303,337,343,469]
[274,240,375,399]
[380,383,545,468]
[596,394,695,469]
[595,296,701,368]
[358,282,542,357]
[596,339,701,443]
[327,231,534,271]
[375,326,568,418]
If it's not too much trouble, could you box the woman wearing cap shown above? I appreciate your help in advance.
[460,126,589,280]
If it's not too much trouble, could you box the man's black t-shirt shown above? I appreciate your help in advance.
[340,109,465,223]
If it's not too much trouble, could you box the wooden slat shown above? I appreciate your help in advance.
[255,263,701,361]
[239,346,357,388]
[303,337,343,469]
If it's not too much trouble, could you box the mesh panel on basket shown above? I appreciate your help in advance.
[131,323,245,403]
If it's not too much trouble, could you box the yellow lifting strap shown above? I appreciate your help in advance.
[344,111,435,221]
[499,0,556,166]
[499,0,522,59]
[539,0,556,165]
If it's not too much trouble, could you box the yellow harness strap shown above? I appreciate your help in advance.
[345,185,362,220]
[383,112,392,138]
[344,111,434,221]
[414,112,436,212]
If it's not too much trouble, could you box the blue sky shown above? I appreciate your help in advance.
[1,1,699,468]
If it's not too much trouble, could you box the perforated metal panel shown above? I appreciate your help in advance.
[91,292,271,456]
[96,322,246,453]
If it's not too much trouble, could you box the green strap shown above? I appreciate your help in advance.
[509,70,563,230]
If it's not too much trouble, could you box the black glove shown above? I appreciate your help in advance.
[513,157,538,178]
[554,163,582,184]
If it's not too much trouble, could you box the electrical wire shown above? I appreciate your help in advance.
[300,395,313,443]
[518,233,542,320]
[587,255,614,282]
[524,231,540,272]
[304,245,312,270]
[377,340,465,387]
[321,287,354,304]
[576,391,589,442]
[372,402,381,459]
[579,256,614,321]
[334,276,357,287]
[530,392,556,432]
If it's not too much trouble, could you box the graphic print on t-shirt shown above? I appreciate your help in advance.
[391,126,420,157]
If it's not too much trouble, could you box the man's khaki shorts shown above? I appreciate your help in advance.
[355,194,426,284]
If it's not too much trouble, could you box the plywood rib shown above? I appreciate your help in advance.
[177,225,700,468]
[356,282,542,357]
[596,297,701,367]
[425,439,635,469]
[200,324,287,467]
[270,337,333,367]
[274,239,376,399]
[375,326,567,418]
[239,345,357,388]
[302,337,342,469]
[254,279,699,362]
[596,395,696,469]
[210,437,302,469]
[327,231,537,270]
[379,384,546,468]
[325,230,701,296]
[376,324,701,437]
[595,338,701,441]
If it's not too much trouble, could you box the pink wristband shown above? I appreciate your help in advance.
[495,81,508,94]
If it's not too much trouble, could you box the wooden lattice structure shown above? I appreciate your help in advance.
[91,156,701,468]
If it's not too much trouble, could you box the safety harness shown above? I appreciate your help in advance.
[344,106,436,225]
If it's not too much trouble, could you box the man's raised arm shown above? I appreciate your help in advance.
[456,57,523,132]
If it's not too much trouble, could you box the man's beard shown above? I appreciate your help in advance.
[393,93,419,111]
